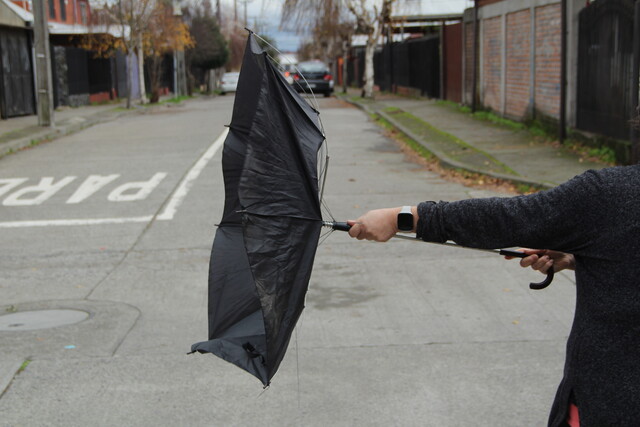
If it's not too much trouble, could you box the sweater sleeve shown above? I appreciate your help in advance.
[415,169,609,255]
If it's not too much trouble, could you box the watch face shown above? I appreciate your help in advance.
[397,212,413,231]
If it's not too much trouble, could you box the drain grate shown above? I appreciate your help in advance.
[0,309,89,331]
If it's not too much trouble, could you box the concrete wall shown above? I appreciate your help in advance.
[463,0,582,126]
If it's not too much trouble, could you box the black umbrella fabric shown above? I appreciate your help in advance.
[190,33,326,386]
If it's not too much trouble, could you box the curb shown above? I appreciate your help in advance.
[339,95,554,191]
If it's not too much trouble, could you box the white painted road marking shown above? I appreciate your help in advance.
[0,216,155,228]
[3,176,77,206]
[0,128,228,228]
[156,127,227,220]
[0,178,28,198]
[66,174,120,204]
[107,172,167,202]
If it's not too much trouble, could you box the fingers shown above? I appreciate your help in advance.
[347,220,364,240]
[520,254,554,274]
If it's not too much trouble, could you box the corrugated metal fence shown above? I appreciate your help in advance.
[576,0,635,141]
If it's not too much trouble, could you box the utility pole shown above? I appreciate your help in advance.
[32,0,54,126]
[559,0,567,144]
[173,0,187,97]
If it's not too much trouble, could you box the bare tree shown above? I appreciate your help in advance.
[282,0,355,95]
[282,0,394,98]
[345,0,394,98]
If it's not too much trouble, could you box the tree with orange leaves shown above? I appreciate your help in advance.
[82,0,192,107]
[143,1,194,103]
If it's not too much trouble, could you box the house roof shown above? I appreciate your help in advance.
[389,0,472,32]
[0,0,126,37]
[0,0,29,28]
[392,0,473,18]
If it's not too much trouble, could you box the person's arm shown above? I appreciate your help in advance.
[347,206,418,242]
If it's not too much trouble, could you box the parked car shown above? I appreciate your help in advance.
[292,61,334,97]
[281,64,296,85]
[220,72,240,95]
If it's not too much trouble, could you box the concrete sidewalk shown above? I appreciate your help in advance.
[339,90,607,189]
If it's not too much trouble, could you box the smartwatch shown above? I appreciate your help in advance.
[397,206,414,232]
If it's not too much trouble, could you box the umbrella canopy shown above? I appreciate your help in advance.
[191,33,327,386]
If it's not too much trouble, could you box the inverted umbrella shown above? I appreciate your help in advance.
[191,32,554,387]
[190,33,327,386]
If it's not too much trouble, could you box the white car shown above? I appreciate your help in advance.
[220,72,240,95]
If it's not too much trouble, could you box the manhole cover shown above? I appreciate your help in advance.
[0,309,89,331]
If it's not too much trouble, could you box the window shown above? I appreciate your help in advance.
[80,2,87,24]
[48,0,56,19]
[59,0,66,21]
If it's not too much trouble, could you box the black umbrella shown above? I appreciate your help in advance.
[191,32,554,387]
[190,33,327,386]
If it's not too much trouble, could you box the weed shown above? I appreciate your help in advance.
[18,359,31,373]
[562,141,617,164]
[373,114,436,160]
[516,184,536,194]
[473,111,526,131]
[163,95,192,104]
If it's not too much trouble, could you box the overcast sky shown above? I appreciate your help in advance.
[219,0,475,53]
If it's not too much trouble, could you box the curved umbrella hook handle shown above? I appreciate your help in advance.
[498,249,555,290]
[528,267,554,290]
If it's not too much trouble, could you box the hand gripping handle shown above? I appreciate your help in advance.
[498,249,555,290]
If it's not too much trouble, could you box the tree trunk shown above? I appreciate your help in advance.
[362,35,375,98]
[148,56,161,103]
[125,52,133,109]
[137,37,147,104]
[342,44,348,93]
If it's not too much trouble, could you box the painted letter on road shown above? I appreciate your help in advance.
[3,177,77,206]
[66,174,120,204]
[0,178,28,198]
[107,173,167,202]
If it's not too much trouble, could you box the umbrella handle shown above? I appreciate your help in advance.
[498,249,554,290]
[329,221,352,232]
[326,222,554,290]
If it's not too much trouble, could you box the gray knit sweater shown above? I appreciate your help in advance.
[416,165,640,427]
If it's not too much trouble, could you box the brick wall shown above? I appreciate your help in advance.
[505,9,531,118]
[482,16,502,113]
[534,3,561,118]
[468,1,563,121]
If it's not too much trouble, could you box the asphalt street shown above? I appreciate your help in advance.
[0,95,575,426]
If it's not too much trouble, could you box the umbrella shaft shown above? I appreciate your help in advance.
[324,221,526,258]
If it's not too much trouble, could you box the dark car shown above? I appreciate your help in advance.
[292,61,334,97]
